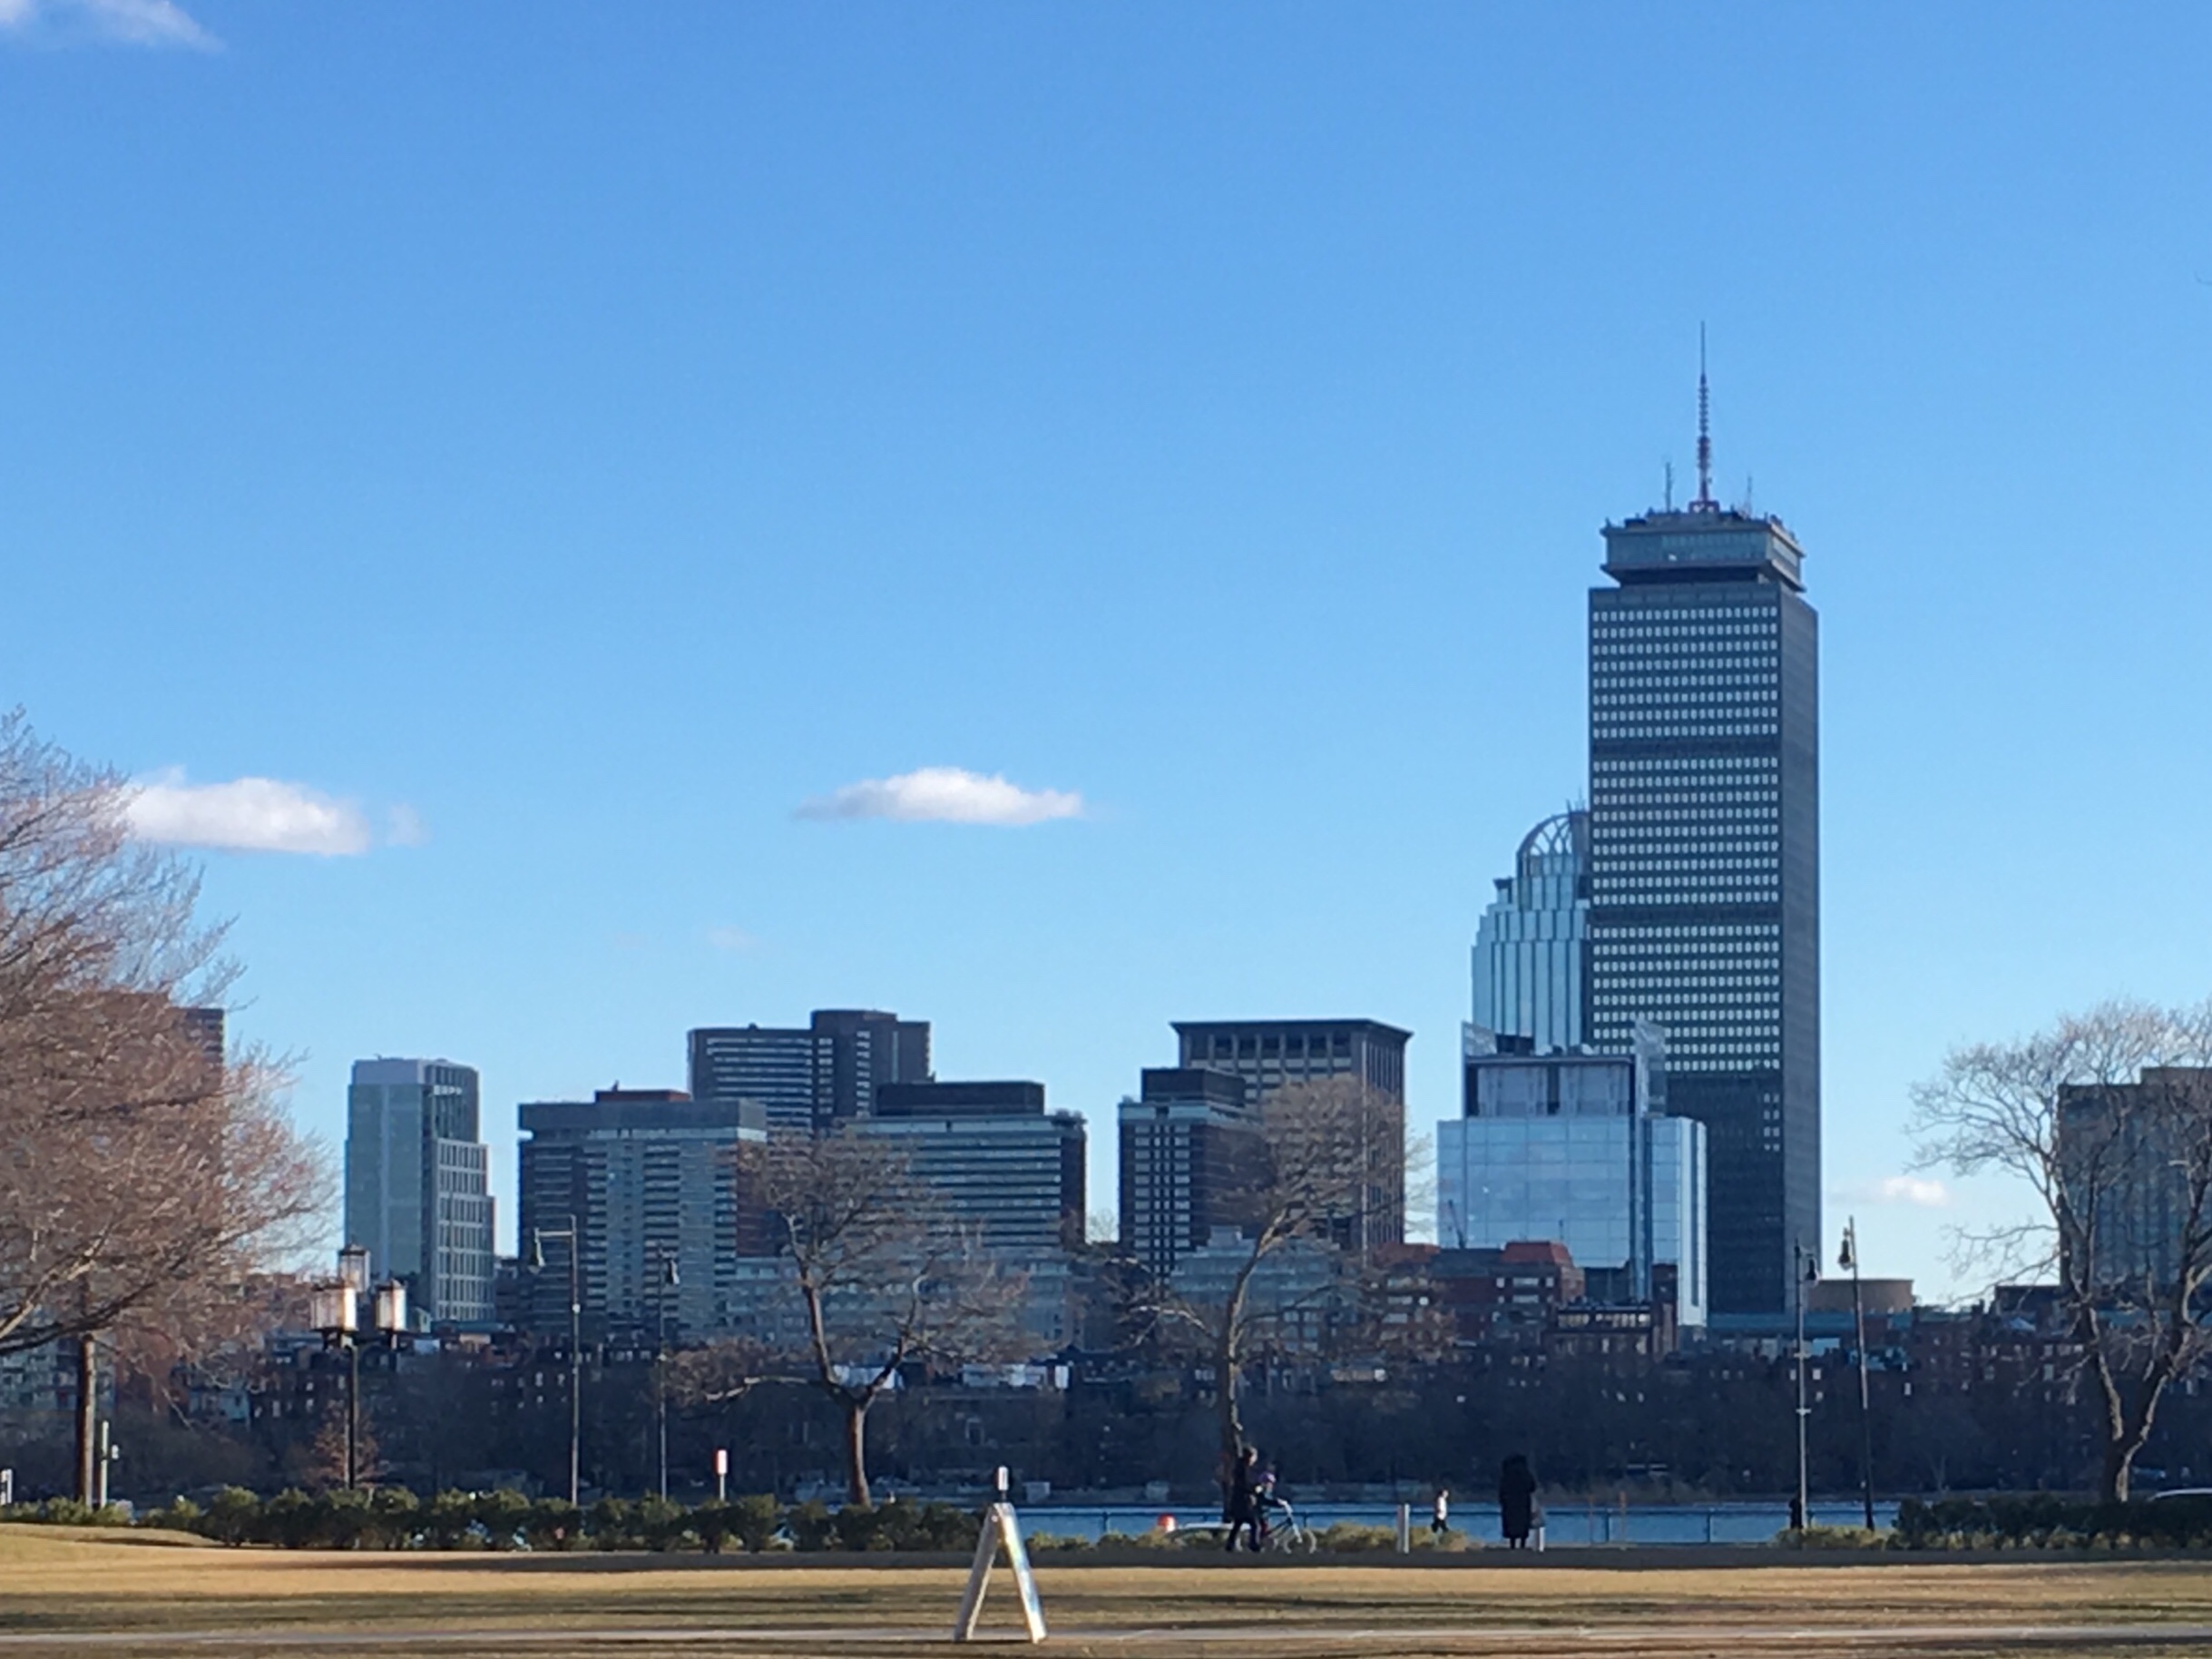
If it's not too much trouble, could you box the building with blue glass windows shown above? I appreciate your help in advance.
[1439,1038,1707,1327]
[1470,809,1590,1055]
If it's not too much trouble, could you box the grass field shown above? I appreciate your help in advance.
[7,1526,2212,1656]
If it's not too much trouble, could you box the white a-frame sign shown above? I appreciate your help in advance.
[952,1501,1047,1644]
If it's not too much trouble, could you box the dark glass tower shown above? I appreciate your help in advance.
[1585,413,1819,1317]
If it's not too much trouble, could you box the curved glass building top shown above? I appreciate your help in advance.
[1472,808,1590,1054]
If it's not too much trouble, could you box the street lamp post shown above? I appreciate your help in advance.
[1793,1243,1815,1536]
[1840,1217,1875,1530]
[311,1250,407,1493]
[530,1216,583,1507]
[655,1252,680,1502]
[310,1255,362,1490]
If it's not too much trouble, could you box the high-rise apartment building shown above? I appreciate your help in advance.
[809,1009,933,1123]
[1170,1019,1411,1250]
[1471,810,1590,1054]
[687,1009,931,1136]
[858,1081,1086,1255]
[345,1059,495,1325]
[1585,392,1819,1316]
[517,1088,768,1340]
[1118,1067,1261,1280]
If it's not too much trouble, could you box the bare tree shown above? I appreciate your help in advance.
[1145,1075,1405,1465]
[1910,996,2212,1501]
[663,1335,777,1409]
[750,1129,1023,1506]
[0,714,330,1494]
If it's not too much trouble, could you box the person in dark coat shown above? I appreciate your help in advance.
[1498,1454,1538,1550]
[1223,1445,1263,1553]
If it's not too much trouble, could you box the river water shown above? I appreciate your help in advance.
[1023,1499,1900,1546]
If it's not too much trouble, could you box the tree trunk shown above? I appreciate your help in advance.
[2101,1402,2155,1504]
[1215,1323,1244,1465]
[73,1337,96,1505]
[845,1398,872,1508]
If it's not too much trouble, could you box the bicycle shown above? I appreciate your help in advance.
[1257,1494,1317,1553]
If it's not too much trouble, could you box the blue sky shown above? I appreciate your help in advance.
[6,5,2210,1300]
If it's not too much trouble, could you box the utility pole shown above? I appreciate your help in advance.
[1841,1217,1875,1530]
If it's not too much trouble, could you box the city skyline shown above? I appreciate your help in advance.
[12,8,2212,1304]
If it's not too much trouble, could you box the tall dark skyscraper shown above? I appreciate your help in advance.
[1585,378,1818,1317]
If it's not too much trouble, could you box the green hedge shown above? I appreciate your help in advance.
[1,1487,988,1552]
[1894,1494,2212,1550]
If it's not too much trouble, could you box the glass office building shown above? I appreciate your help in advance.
[1471,809,1590,1052]
[1437,1047,1706,1327]
[1587,493,1819,1317]
[345,1058,495,1325]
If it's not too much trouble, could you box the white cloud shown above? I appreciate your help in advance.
[124,772,377,857]
[1,0,217,48]
[384,803,430,848]
[798,767,1084,828]
[706,926,757,953]
[1834,1174,1952,1209]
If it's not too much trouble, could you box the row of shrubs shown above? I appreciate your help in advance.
[1892,1494,2212,1550]
[5,1488,1486,1554]
[37,1487,2212,1554]
[9,1489,978,1553]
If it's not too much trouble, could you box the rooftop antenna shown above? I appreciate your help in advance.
[1692,324,1717,512]
[1663,458,1675,511]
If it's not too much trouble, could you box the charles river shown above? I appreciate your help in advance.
[1019,1501,1901,1546]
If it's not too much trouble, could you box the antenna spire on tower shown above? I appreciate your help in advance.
[1692,324,1717,512]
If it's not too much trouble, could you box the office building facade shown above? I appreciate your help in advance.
[1118,1067,1261,1280]
[1438,1046,1707,1326]
[2058,1066,2212,1294]
[344,1058,495,1325]
[517,1088,768,1340]
[1472,810,1590,1053]
[1587,464,1819,1315]
[1170,1018,1410,1250]
[857,1080,1086,1255]
[688,1008,931,1136]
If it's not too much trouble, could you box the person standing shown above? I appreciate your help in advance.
[1498,1455,1538,1550]
[1431,1487,1451,1539]
[1222,1446,1263,1553]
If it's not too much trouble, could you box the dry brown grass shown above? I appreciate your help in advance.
[5,1527,2212,1656]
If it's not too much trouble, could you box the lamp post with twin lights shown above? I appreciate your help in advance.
[308,1246,408,1491]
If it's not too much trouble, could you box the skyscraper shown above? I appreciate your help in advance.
[517,1088,769,1340]
[1584,377,1819,1316]
[688,1009,931,1136]
[345,1058,495,1325]
[1170,1019,1411,1250]
[1471,810,1590,1053]
[858,1080,1087,1255]
[1118,1067,1260,1280]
